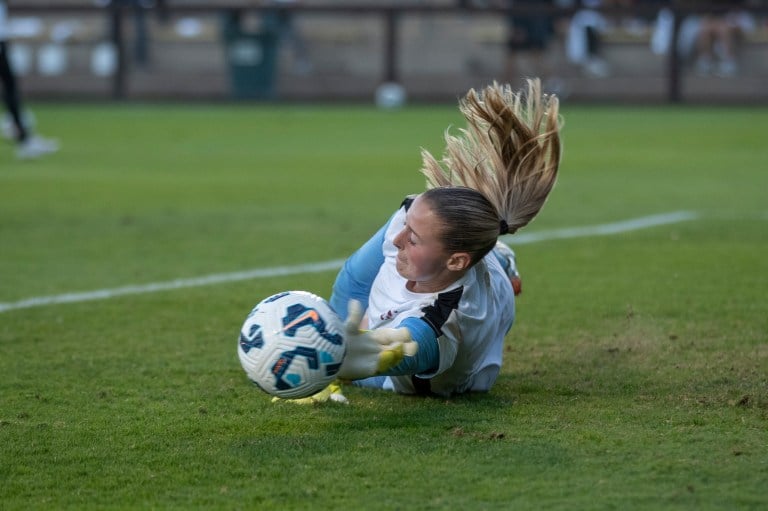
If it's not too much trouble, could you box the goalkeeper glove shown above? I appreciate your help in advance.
[337,300,418,381]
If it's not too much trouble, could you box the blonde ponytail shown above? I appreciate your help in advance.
[420,79,562,235]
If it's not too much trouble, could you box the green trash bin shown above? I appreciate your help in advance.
[221,10,279,100]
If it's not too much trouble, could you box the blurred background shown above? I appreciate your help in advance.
[5,0,768,104]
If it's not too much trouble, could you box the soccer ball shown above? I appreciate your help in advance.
[237,291,346,399]
[374,81,406,109]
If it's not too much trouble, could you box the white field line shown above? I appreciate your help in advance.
[0,210,698,314]
[505,210,699,244]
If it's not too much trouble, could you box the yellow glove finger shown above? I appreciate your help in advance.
[327,381,349,404]
[376,343,405,374]
[271,395,317,405]
[271,381,349,405]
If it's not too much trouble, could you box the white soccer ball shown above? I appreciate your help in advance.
[374,82,406,109]
[237,291,346,399]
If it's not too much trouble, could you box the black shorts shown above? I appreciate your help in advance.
[506,1,554,50]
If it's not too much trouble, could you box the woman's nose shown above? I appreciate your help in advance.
[393,228,406,249]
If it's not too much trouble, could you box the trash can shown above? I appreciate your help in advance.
[221,10,279,100]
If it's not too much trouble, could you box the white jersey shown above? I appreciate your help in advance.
[367,206,515,396]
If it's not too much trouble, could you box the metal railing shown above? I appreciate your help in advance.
[8,1,768,102]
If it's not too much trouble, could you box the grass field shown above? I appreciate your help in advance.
[1,101,766,510]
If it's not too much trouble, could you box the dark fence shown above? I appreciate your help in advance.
[8,1,768,103]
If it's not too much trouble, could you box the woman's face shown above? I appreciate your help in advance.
[392,195,455,292]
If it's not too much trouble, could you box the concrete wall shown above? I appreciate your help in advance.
[8,9,768,103]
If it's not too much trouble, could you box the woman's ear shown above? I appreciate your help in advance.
[446,252,472,272]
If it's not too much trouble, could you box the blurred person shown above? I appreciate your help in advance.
[0,0,59,160]
[566,0,613,77]
[500,0,569,93]
[651,0,757,77]
[284,79,561,403]
[94,0,163,69]
[692,0,756,76]
[263,0,312,75]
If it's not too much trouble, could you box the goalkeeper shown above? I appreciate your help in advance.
[328,79,562,398]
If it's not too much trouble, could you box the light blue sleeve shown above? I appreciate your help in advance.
[329,217,392,321]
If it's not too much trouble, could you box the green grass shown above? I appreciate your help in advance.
[1,103,766,510]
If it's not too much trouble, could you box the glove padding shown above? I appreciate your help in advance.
[271,381,349,405]
[337,300,418,381]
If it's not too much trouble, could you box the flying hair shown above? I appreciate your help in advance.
[420,79,562,235]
